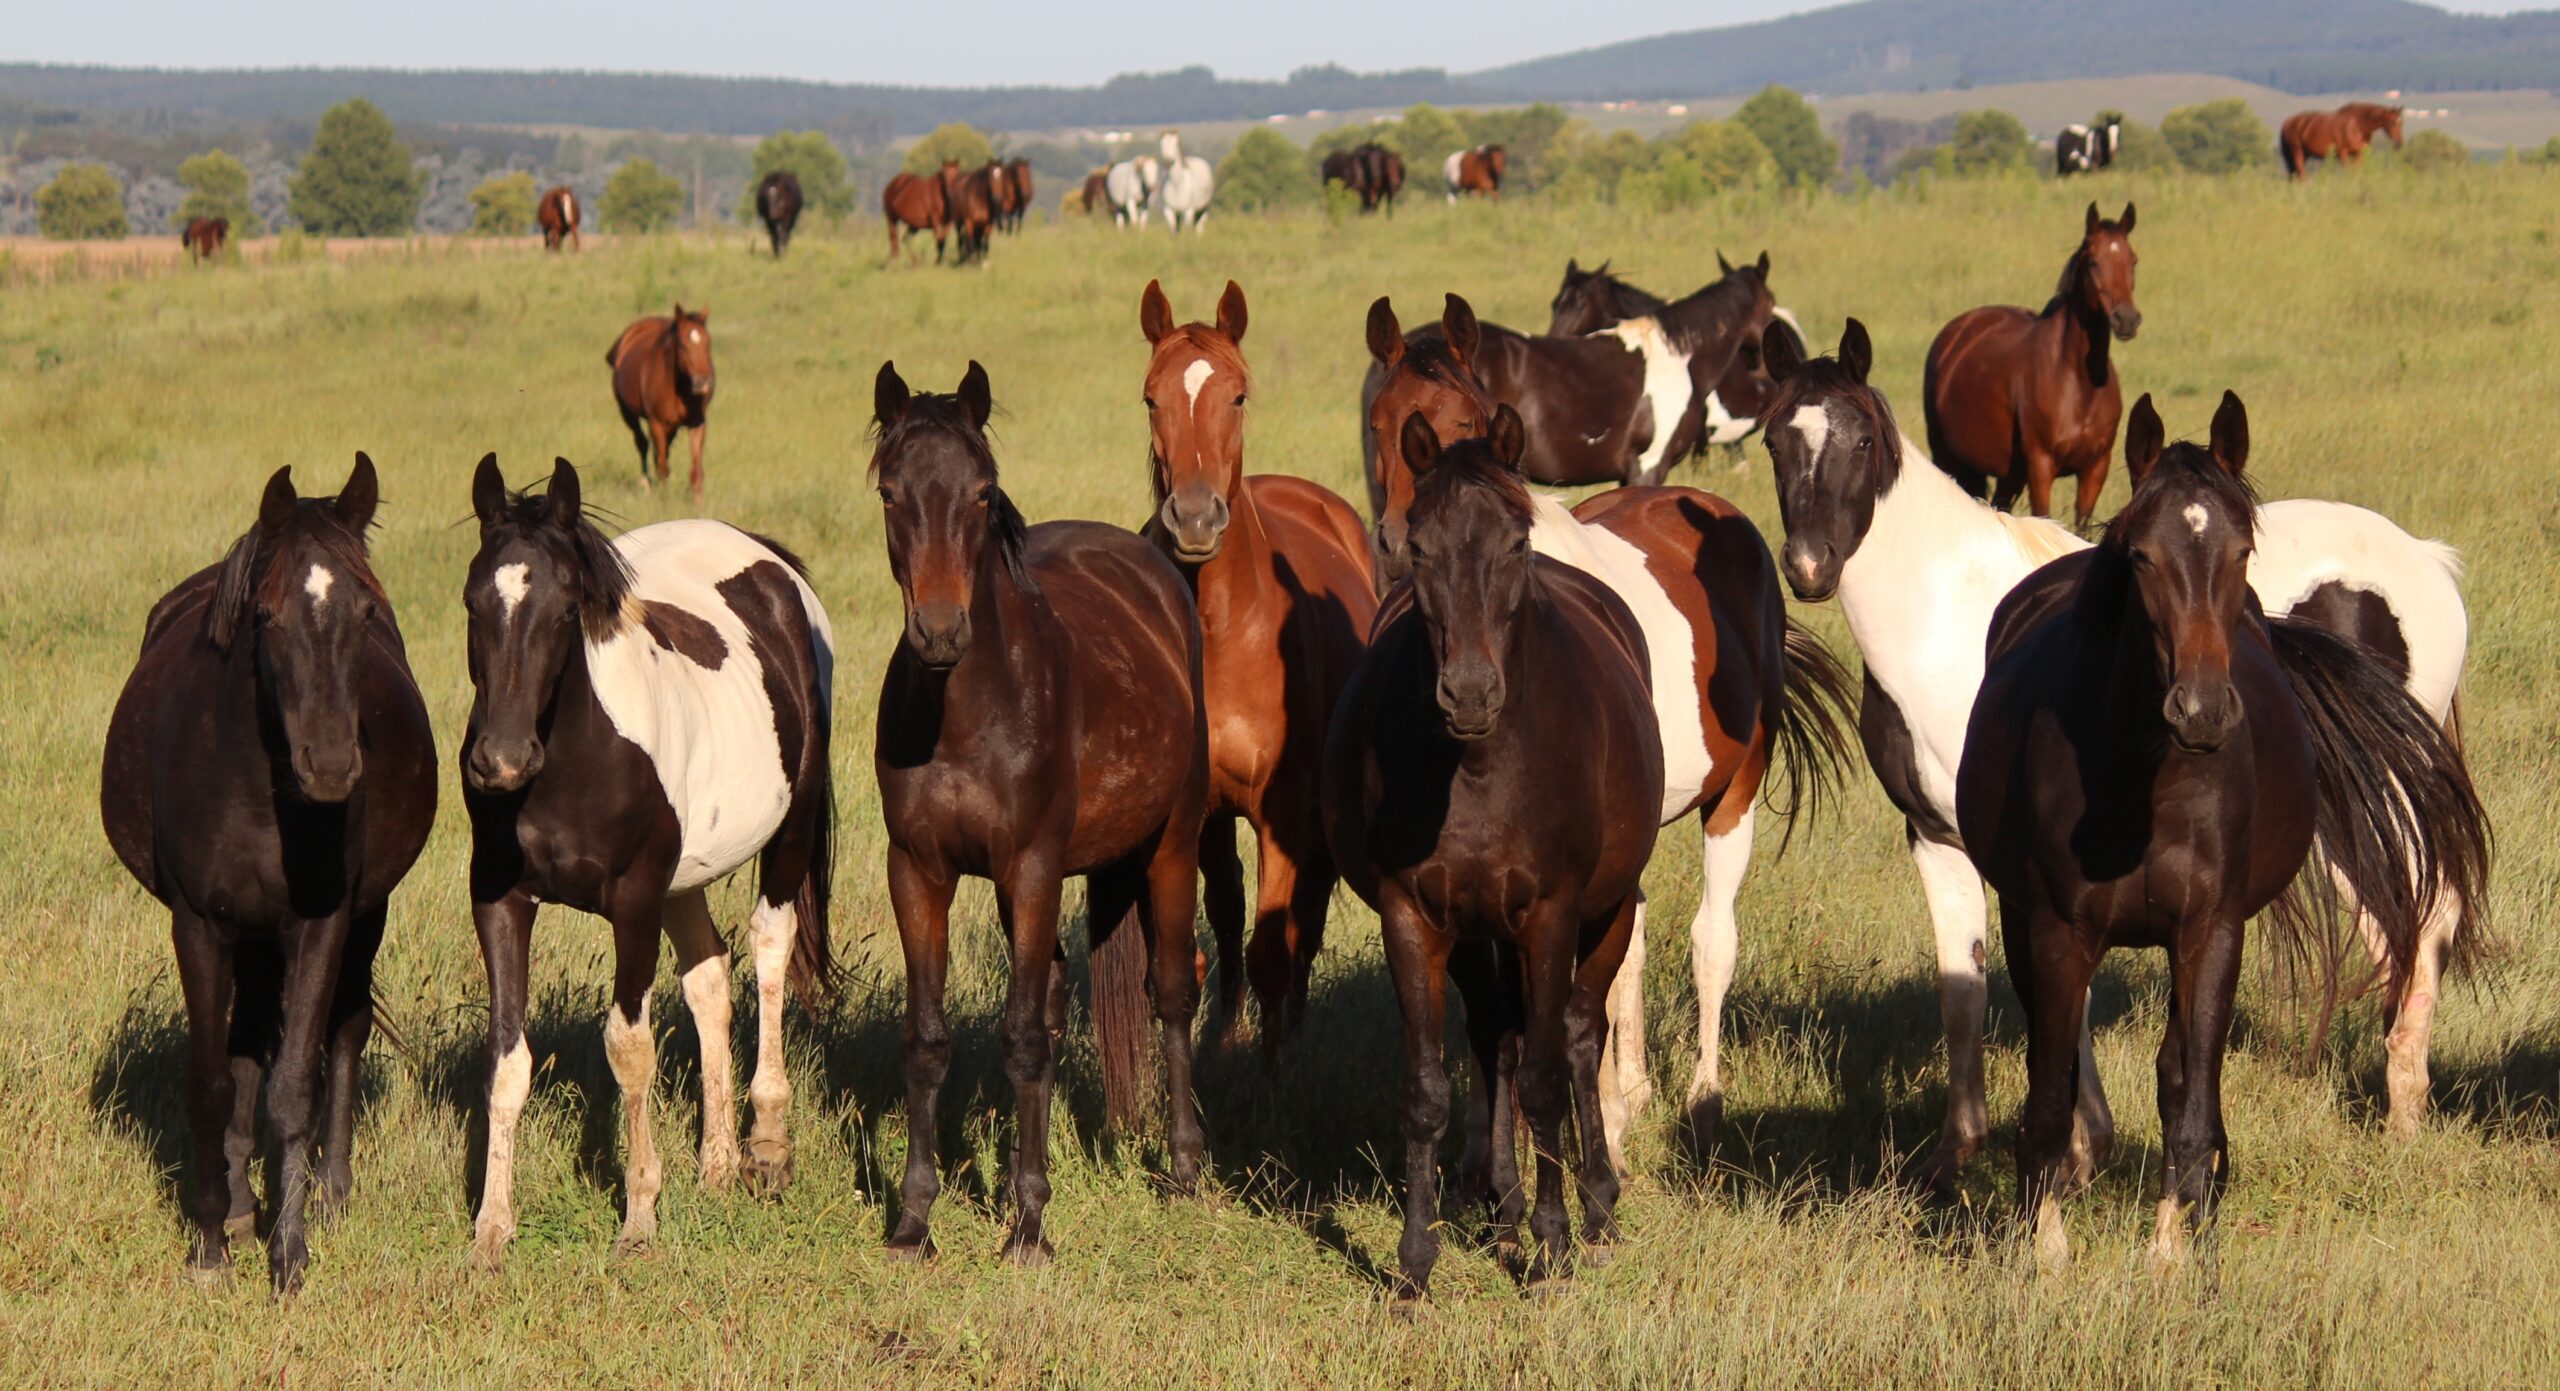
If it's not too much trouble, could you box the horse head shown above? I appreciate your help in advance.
[1399,404,1534,740]
[870,360,1030,669]
[2072,202,2141,341]
[463,455,629,794]
[1760,317,1901,603]
[1139,279,1252,563]
[1546,258,1627,336]
[1366,293,1498,581]
[2114,391,2258,753]
[669,303,715,399]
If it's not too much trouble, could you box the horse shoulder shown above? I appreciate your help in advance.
[1246,476,1376,590]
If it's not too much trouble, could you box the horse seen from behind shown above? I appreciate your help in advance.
[537,185,581,252]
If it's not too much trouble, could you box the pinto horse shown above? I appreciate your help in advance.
[1546,256,1808,458]
[2055,120,2119,177]
[102,457,437,1291]
[1760,321,2488,1194]
[2281,103,2405,179]
[460,456,836,1270]
[608,305,716,503]
[537,185,581,252]
[1956,390,2489,1272]
[1924,202,2140,531]
[1326,408,1661,1301]
[870,361,1210,1263]
[1444,144,1506,200]
[883,164,953,265]
[181,216,229,264]
[755,171,802,257]
[1136,280,1376,1042]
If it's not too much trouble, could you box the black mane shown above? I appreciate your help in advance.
[482,481,634,644]
[868,391,1036,591]
[208,498,382,652]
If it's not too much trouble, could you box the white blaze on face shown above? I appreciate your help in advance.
[304,563,335,607]
[1789,403,1833,461]
[494,562,531,620]
[2183,503,2210,537]
[1182,358,1215,410]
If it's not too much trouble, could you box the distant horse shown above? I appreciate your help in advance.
[1322,143,1404,215]
[1956,390,2488,1273]
[2281,103,2405,179]
[999,157,1033,231]
[870,360,1210,1262]
[754,170,802,257]
[459,456,836,1270]
[1545,255,1808,458]
[1924,202,2140,531]
[2054,120,2119,176]
[1157,132,1213,233]
[607,304,716,503]
[1325,408,1662,1302]
[101,456,437,1291]
[181,216,229,264]
[1136,280,1377,1042]
[883,163,953,265]
[1080,168,1109,215]
[537,185,581,252]
[942,161,998,264]
[1444,144,1506,201]
[1104,155,1159,227]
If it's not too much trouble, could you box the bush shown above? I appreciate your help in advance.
[745,130,854,218]
[1218,127,1318,213]
[289,98,423,236]
[176,149,264,237]
[903,124,994,176]
[600,159,686,233]
[2399,129,2471,172]
[468,171,538,235]
[1734,86,1838,187]
[1950,110,2033,177]
[1397,103,1469,174]
[2163,98,2273,175]
[36,163,128,240]
[1671,120,1776,190]
[2111,120,2181,174]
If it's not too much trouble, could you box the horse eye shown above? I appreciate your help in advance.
[878,487,896,507]
[1143,397,1157,412]
[1232,394,1246,408]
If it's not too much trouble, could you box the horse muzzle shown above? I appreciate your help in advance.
[2110,307,2143,342]
[465,736,544,795]
[1436,665,1505,741]
[292,742,364,804]
[1780,537,1840,603]
[904,601,971,669]
[1159,487,1230,563]
[2164,681,2241,754]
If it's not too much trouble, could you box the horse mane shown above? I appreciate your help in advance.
[1413,443,1536,529]
[2079,443,2261,625]
[208,498,386,652]
[1399,334,1492,405]
[868,392,1037,591]
[1761,356,1906,485]
[480,481,635,644]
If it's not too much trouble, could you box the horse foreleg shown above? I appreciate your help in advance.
[687,423,707,507]
[315,902,386,1218]
[1913,835,1992,1192]
[1570,897,1638,1259]
[172,906,241,1281]
[1381,888,1454,1306]
[2153,916,2242,1273]
[2009,901,2101,1277]
[1199,816,1246,1034]
[649,420,673,491]
[470,889,536,1271]
[1143,827,1208,1190]
[665,889,737,1192]
[1516,905,1577,1288]
[993,858,1066,1263]
[886,845,957,1259]
[2022,450,2059,520]
[264,909,353,1292]
[2071,455,2112,535]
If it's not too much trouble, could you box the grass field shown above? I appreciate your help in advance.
[4,168,2558,1387]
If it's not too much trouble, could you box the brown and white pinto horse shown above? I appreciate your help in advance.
[1136,280,1377,1043]
[1444,144,1506,200]
[181,216,229,264]
[1923,202,2140,531]
[607,305,716,503]
[537,185,581,252]
[883,163,953,265]
[1545,256,1809,458]
[2281,103,2405,179]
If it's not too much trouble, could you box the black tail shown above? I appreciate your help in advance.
[1763,617,1858,847]
[787,749,836,1009]
[2279,136,2303,178]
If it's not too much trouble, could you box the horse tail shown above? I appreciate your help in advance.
[2280,132,2303,178]
[1761,616,1858,848]
[787,767,836,1008]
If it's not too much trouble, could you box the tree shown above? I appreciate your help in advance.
[469,171,538,235]
[36,163,127,240]
[2111,120,2181,174]
[1217,127,1317,213]
[2398,129,2471,172]
[747,130,854,217]
[1669,120,1776,191]
[1461,103,1570,188]
[177,149,264,237]
[289,98,423,236]
[1949,109,2032,176]
[2163,98,2273,175]
[600,159,685,233]
[1734,85,1839,187]
[1397,103,1469,172]
[903,123,994,176]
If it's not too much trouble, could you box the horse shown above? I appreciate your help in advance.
[181,216,229,264]
[100,456,437,1291]
[1156,132,1213,234]
[1080,168,1109,216]
[536,185,581,252]
[999,157,1033,232]
[1364,306,1856,1166]
[607,304,716,503]
[1104,155,1159,227]
[943,161,998,264]
[754,170,802,257]
[1322,143,1403,215]
[1444,144,1506,201]
[1324,407,1662,1302]
[1758,320,2488,1195]
[2281,103,2405,179]
[1923,202,2141,531]
[2054,120,2119,177]
[883,164,953,265]
[459,455,836,1271]
[1545,255,1808,459]
[870,360,1210,1263]
[1955,389,2489,1273]
[1136,280,1377,1043]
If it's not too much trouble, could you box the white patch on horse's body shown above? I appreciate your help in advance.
[2251,498,2465,716]
[494,562,530,620]
[1704,306,1803,449]
[1442,149,1466,200]
[303,564,334,606]
[2182,503,2209,536]
[1182,358,1215,407]
[1157,155,1214,233]
[1599,315,1694,479]
[587,519,837,894]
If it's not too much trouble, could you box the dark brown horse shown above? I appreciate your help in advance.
[607,305,715,503]
[1137,279,1377,1043]
[1321,143,1404,215]
[536,185,581,252]
[1924,202,2140,531]
[943,162,998,264]
[1325,407,1662,1302]
[1545,255,1807,458]
[871,360,1210,1263]
[2281,103,2405,179]
[883,163,953,265]
[181,216,229,264]
[1080,168,1109,215]
[1956,390,2489,1273]
[1445,144,1507,200]
[101,457,437,1291]
[997,157,1033,232]
[754,170,802,256]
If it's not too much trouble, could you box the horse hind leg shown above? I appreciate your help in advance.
[740,886,803,1191]
[664,889,739,1192]
[1598,893,1647,1176]
[1680,804,1759,1162]
[1199,817,1247,1039]
[1571,897,1640,1263]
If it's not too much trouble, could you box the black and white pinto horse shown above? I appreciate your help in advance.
[2056,121,2121,177]
[460,456,836,1270]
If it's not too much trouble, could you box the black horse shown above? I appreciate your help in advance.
[101,456,438,1291]
[755,170,803,256]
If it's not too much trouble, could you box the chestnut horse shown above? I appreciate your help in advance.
[1080,168,1109,215]
[1545,255,1808,457]
[1957,390,2488,1273]
[181,216,229,264]
[607,304,716,503]
[1325,409,1661,1301]
[1136,279,1377,1043]
[883,163,953,265]
[1924,202,2140,531]
[537,185,581,252]
[997,157,1033,232]
[2281,103,2405,179]
[871,361,1210,1263]
[755,170,802,257]
[1444,144,1506,201]
[943,162,997,265]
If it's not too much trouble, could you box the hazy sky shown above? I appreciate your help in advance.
[11,1,2548,87]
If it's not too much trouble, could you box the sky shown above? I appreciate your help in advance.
[9,1,2548,88]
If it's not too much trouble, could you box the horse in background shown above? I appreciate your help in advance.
[943,162,998,263]
[1157,132,1213,233]
[182,216,229,264]
[537,185,581,252]
[2282,103,2405,178]
[607,304,716,502]
[1322,143,1404,215]
[1080,168,1110,215]
[883,163,953,265]
[1546,256,1808,459]
[2055,120,2119,176]
[1445,144,1506,201]
[755,171,803,257]
[998,157,1033,231]
[1105,155,1159,226]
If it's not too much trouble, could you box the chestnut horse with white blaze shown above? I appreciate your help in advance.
[608,304,716,503]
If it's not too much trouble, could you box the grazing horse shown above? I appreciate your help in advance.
[1156,132,1213,234]
[883,164,953,265]
[1924,202,2140,530]
[943,161,998,264]
[1759,321,2487,1195]
[1444,144,1506,201]
[101,457,437,1291]
[754,170,803,257]
[1325,409,1662,1301]
[2281,103,2405,179]
[608,305,716,503]
[1545,255,1808,457]
[1956,390,2488,1272]
[460,456,836,1270]
[2054,120,2119,176]
[1136,280,1377,1042]
[181,216,229,264]
[1365,312,1855,1165]
[870,360,1210,1263]
[536,185,581,252]
[1105,155,1159,227]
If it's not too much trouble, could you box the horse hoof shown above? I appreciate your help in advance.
[224,1210,259,1241]
[1523,1274,1572,1302]
[1581,1241,1616,1270]
[885,1235,938,1264]
[612,1228,656,1261]
[699,1147,739,1193]
[1002,1237,1055,1268]
[744,1146,795,1198]
[1388,1291,1429,1322]
[183,1255,232,1289]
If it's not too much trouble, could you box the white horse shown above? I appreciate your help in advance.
[1104,155,1158,228]
[1156,131,1213,234]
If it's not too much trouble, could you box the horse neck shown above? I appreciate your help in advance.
[937,544,1053,705]
[1187,471,1275,626]
[1836,435,2053,670]
[1657,282,1743,352]
[2046,277,2112,383]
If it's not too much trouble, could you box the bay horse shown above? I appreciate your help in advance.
[1444,144,1506,201]
[1365,301,1855,1166]
[870,360,1210,1263]
[607,304,715,503]
[2054,120,2119,177]
[1322,143,1403,215]
[1923,201,2140,531]
[1956,389,2488,1272]
[536,185,580,252]
[998,157,1033,232]
[1545,255,1808,458]
[460,455,836,1270]
[755,170,802,257]
[1758,320,2487,1196]
[1324,407,1662,1302]
[882,163,952,265]
[2281,103,2405,179]
[1080,168,1109,216]
[101,456,437,1291]
[181,216,229,264]
[943,161,997,264]
[1136,280,1377,1043]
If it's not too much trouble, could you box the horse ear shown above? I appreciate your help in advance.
[1717,249,1734,274]
[2209,390,2249,478]
[694,305,709,322]
[958,361,993,432]
[546,458,583,528]
[1399,411,1441,476]
[1442,294,1480,366]
[1366,297,1404,368]
[2117,203,2135,235]
[1139,279,1174,345]
[672,302,686,320]
[259,466,297,535]
[1763,321,1803,383]
[472,453,507,528]
[1565,257,1581,276]
[2084,202,2100,237]
[1839,318,1873,384]
[1489,404,1526,470]
[2124,394,2164,489]
[1756,250,1770,277]
[1217,280,1247,344]
[336,452,379,533]
[874,361,911,428]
